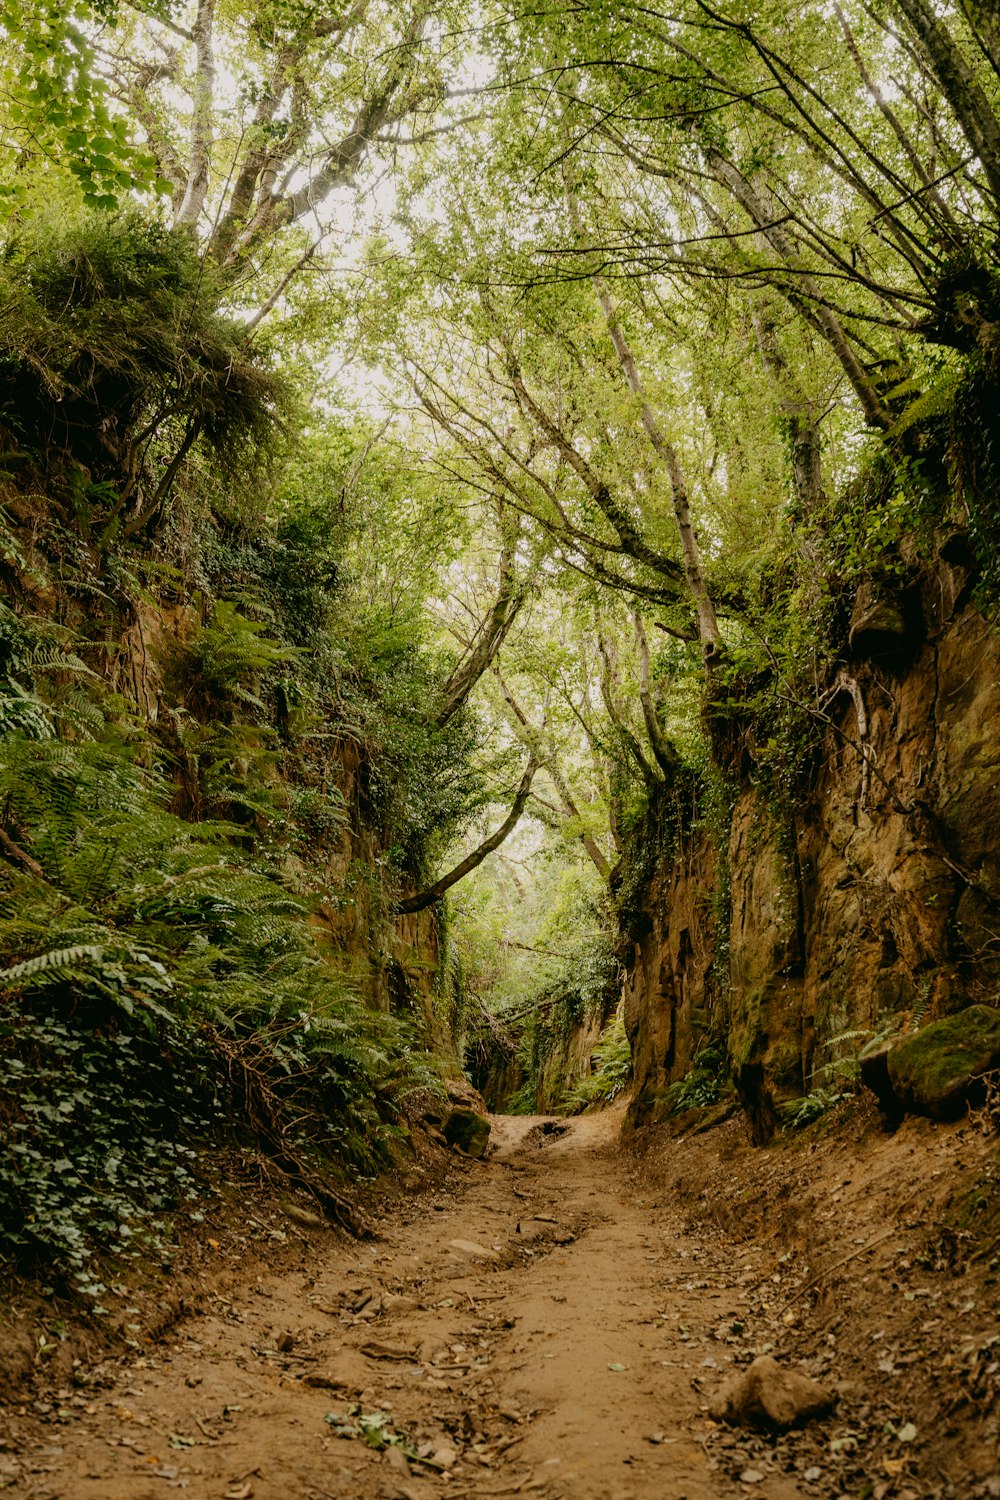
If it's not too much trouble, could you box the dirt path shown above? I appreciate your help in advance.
[1,1111,788,1500]
[6,1107,997,1500]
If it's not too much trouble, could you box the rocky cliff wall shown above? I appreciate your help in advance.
[623,556,1000,1140]
[471,1007,608,1114]
[304,736,444,1035]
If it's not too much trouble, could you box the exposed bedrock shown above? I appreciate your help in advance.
[622,557,1000,1138]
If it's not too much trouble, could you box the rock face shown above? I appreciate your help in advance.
[622,557,1000,1137]
[621,819,720,1129]
[709,1356,836,1430]
[848,579,914,660]
[885,1005,1000,1119]
[311,737,445,1037]
[471,996,614,1113]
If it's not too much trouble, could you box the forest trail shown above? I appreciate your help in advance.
[1,1112,803,1500]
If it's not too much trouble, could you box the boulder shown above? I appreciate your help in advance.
[442,1107,491,1158]
[709,1355,836,1431]
[445,1075,489,1114]
[886,1004,1000,1120]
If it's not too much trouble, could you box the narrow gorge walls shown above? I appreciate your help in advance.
[623,557,1000,1139]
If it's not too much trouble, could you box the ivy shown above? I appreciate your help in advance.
[0,1000,216,1292]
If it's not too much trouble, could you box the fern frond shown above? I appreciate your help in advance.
[0,943,105,986]
[889,369,961,437]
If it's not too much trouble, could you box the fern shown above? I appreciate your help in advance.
[0,943,106,986]
[779,1088,851,1130]
[561,1011,632,1113]
[185,599,301,713]
[889,367,961,437]
[0,734,441,1281]
[816,1015,904,1085]
[658,1040,727,1116]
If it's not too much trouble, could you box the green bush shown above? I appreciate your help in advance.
[0,209,283,538]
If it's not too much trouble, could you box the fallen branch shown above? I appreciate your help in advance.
[0,827,44,879]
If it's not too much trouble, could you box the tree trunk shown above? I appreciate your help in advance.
[173,0,215,229]
[632,612,681,776]
[564,185,723,658]
[705,149,892,429]
[960,1,1000,82]
[436,525,525,726]
[751,302,827,516]
[598,632,660,788]
[893,0,1000,212]
[495,673,611,879]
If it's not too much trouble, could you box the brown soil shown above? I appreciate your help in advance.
[0,1106,997,1500]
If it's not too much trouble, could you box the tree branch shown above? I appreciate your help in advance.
[395,757,538,914]
[436,521,526,725]
[173,0,215,228]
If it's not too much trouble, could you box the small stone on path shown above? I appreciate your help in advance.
[709,1355,836,1430]
[448,1238,499,1260]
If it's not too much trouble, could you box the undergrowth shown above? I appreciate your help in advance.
[561,1010,632,1113]
[0,735,440,1292]
[659,1041,727,1116]
[0,211,496,1306]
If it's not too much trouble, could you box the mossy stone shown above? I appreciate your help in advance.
[887,1004,1000,1120]
[442,1107,491,1158]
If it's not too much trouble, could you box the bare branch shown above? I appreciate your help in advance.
[395,757,538,913]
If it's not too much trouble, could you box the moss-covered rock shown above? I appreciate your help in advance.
[442,1108,491,1158]
[887,1004,1000,1120]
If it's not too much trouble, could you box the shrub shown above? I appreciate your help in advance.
[0,209,283,538]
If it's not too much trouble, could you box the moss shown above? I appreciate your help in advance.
[729,986,766,1072]
[442,1108,490,1158]
[887,1004,1000,1120]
